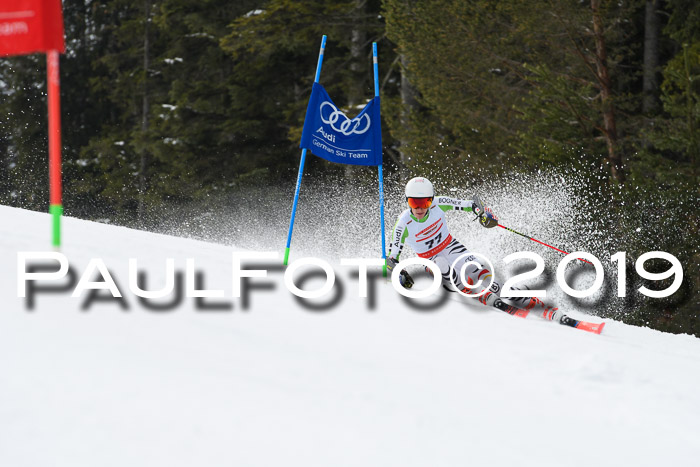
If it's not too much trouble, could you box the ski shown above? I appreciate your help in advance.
[499,303,531,319]
[396,279,607,335]
[560,316,606,335]
[497,301,605,334]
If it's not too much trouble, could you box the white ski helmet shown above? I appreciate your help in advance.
[405,177,434,198]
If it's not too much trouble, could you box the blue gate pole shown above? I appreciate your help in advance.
[284,35,327,265]
[373,42,387,276]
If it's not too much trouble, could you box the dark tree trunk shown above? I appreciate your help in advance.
[139,0,151,221]
[398,54,419,181]
[591,0,624,184]
[345,0,367,181]
[643,0,661,114]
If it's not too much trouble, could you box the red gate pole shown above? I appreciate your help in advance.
[47,50,62,247]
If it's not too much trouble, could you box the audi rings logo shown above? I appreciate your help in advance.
[320,101,371,136]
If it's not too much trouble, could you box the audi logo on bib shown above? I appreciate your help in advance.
[320,101,371,135]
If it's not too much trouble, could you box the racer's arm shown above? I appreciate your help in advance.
[386,216,415,288]
[434,196,474,213]
[435,195,498,228]
[387,216,409,261]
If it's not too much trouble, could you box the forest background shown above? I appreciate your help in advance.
[0,0,698,335]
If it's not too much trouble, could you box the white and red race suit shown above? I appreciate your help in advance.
[387,196,556,316]
[388,196,472,260]
[387,196,500,301]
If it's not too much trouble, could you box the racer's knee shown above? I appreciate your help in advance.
[426,256,454,285]
[455,265,501,307]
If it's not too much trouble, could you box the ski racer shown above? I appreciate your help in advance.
[386,177,571,325]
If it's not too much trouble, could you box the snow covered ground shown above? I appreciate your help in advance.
[1,204,699,467]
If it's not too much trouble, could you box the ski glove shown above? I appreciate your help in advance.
[399,270,415,289]
[386,257,414,289]
[472,195,499,228]
[480,207,499,228]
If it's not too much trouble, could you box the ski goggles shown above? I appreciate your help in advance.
[407,197,433,209]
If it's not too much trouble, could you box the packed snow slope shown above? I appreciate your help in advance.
[1,205,699,467]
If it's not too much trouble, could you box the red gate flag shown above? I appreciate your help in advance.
[0,0,65,56]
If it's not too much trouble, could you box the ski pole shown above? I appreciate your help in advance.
[497,224,592,265]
